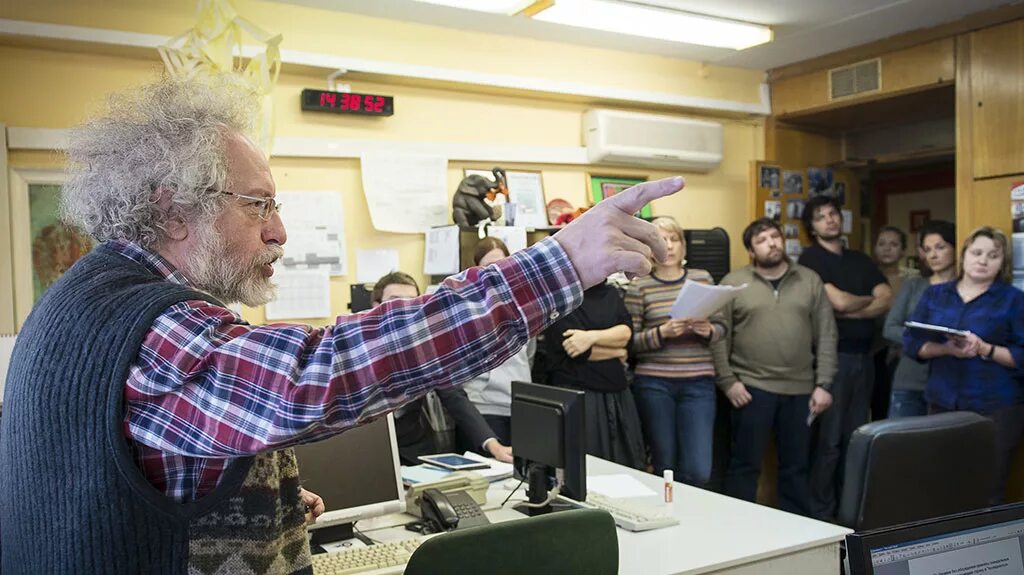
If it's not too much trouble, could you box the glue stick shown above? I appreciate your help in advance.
[663,470,674,503]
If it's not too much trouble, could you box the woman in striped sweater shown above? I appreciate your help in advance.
[626,217,726,487]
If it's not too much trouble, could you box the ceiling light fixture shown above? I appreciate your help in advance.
[409,0,539,14]
[532,0,772,50]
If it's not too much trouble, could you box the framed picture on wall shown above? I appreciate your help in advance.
[8,168,94,325]
[910,210,931,232]
[464,168,547,228]
[588,175,651,218]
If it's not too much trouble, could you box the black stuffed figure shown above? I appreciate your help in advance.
[452,168,508,228]
[452,174,497,228]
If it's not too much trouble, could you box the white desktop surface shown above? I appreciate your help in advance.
[348,455,851,575]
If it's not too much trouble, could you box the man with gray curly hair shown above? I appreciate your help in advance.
[0,73,683,574]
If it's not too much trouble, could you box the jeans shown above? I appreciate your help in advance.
[633,375,716,487]
[888,389,927,418]
[724,386,812,515]
[809,351,873,521]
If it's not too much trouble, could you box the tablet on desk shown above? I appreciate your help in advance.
[904,321,970,338]
[418,453,491,471]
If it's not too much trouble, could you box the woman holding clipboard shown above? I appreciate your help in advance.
[904,226,1024,503]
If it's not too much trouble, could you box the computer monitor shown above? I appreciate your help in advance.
[510,380,586,516]
[291,414,405,546]
[846,502,1024,575]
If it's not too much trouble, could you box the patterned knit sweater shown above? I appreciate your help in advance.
[625,268,723,380]
[0,245,310,574]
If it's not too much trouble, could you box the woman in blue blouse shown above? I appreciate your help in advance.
[904,227,1024,503]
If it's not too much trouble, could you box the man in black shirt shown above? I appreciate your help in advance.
[798,196,892,520]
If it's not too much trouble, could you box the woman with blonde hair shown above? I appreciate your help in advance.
[904,226,1024,503]
[626,217,726,486]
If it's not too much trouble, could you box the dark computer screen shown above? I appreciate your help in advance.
[291,415,404,536]
[511,381,586,504]
[847,503,1024,575]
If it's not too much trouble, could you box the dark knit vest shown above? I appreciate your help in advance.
[0,245,311,574]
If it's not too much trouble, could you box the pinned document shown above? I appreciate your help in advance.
[669,280,746,319]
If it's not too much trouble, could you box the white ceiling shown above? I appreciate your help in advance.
[277,0,1017,70]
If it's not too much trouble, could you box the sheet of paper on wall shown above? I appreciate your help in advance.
[670,280,747,319]
[841,210,853,234]
[360,152,448,233]
[487,226,528,254]
[356,248,401,284]
[265,268,332,321]
[506,171,547,228]
[0,334,16,406]
[424,225,460,276]
[276,191,347,276]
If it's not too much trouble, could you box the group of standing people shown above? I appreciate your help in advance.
[418,193,1024,523]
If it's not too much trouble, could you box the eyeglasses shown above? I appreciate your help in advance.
[221,191,282,221]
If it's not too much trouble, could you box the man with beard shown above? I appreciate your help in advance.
[710,218,836,516]
[798,196,892,521]
[0,74,682,575]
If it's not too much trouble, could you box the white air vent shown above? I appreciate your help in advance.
[583,109,723,172]
[829,58,881,100]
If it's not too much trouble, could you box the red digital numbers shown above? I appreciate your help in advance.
[304,89,392,115]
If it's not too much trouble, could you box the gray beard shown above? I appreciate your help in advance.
[185,227,282,307]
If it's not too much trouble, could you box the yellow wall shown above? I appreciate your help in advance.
[1,2,765,329]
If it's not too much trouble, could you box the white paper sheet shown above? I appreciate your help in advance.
[424,225,461,276]
[360,152,449,233]
[0,334,16,404]
[277,190,347,276]
[487,225,528,254]
[670,280,747,319]
[841,209,853,234]
[265,268,332,320]
[459,451,514,481]
[506,171,547,228]
[356,248,400,284]
[587,474,658,499]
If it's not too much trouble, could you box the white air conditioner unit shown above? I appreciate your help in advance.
[583,109,723,172]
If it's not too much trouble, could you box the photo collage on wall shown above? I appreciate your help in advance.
[759,164,849,259]
[1011,181,1024,292]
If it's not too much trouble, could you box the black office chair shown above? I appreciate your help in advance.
[838,411,997,532]
[403,508,618,575]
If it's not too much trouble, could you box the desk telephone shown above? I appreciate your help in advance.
[407,471,490,533]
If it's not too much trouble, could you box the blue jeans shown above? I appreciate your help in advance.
[724,386,811,515]
[633,375,716,487]
[888,389,927,418]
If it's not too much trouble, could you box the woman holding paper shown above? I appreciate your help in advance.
[904,226,1024,503]
[625,217,726,487]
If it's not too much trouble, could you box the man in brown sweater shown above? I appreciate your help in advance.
[711,218,837,516]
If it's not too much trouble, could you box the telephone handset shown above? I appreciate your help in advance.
[420,488,490,533]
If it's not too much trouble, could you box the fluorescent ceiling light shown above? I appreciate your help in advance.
[410,0,538,14]
[533,0,772,50]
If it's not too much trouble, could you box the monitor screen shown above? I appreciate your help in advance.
[291,414,405,533]
[847,503,1024,575]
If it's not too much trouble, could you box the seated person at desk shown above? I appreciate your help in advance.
[541,279,646,469]
[461,237,535,448]
[372,271,513,464]
[904,226,1024,504]
[0,73,684,573]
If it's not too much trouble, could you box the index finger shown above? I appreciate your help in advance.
[606,176,685,215]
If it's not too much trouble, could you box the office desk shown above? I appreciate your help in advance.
[351,455,851,575]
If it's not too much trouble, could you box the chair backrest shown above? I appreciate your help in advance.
[403,508,618,575]
[838,412,997,531]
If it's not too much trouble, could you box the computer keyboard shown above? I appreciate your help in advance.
[582,492,680,532]
[310,537,424,575]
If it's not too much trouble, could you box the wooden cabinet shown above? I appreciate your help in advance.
[970,20,1024,179]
